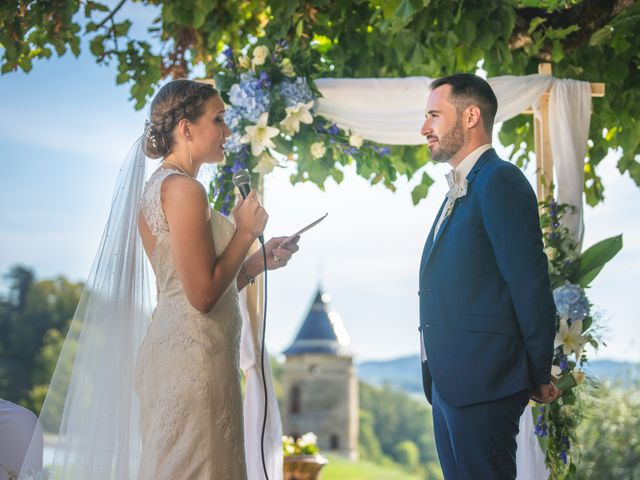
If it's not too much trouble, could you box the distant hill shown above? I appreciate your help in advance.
[358,355,423,395]
[583,359,640,387]
[357,355,640,394]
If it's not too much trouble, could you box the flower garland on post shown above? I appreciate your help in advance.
[535,196,622,478]
[210,40,390,215]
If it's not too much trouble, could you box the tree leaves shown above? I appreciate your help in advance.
[411,172,434,205]
[1,0,638,205]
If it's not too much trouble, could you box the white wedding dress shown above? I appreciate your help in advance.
[135,168,247,479]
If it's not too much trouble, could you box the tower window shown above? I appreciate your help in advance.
[330,434,340,450]
[290,385,301,414]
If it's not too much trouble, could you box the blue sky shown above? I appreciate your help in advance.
[0,8,638,363]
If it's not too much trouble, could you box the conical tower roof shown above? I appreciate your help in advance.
[283,288,351,357]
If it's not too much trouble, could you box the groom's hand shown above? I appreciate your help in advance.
[531,383,561,403]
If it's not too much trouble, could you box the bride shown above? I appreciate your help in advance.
[20,79,298,479]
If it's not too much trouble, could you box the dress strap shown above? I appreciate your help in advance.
[140,168,188,238]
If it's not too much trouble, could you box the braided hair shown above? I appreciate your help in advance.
[143,80,219,159]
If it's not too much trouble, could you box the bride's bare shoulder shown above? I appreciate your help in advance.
[161,173,209,218]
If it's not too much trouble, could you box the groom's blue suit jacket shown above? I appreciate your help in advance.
[419,148,556,407]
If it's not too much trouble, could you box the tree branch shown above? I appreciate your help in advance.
[510,0,635,55]
[110,17,119,51]
[96,0,127,29]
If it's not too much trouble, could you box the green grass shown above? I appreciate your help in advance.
[320,455,423,480]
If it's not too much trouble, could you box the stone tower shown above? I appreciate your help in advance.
[281,288,359,460]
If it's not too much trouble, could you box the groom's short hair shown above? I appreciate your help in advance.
[430,74,498,134]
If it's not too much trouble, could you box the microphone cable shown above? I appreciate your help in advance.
[258,238,270,480]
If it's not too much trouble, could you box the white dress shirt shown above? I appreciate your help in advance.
[432,144,492,237]
[420,144,492,363]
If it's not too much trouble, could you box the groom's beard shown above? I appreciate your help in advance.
[429,117,464,163]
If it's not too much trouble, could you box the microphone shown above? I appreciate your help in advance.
[232,169,264,244]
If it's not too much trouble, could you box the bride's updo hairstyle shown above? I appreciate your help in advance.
[144,79,219,159]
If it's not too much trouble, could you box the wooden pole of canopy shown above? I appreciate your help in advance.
[534,63,554,200]
[245,177,266,355]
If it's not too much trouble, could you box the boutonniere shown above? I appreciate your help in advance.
[442,179,468,219]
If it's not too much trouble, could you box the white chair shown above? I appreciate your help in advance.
[0,399,43,479]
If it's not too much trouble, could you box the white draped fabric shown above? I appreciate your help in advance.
[548,80,592,247]
[315,75,594,479]
[239,289,283,480]
[315,75,592,245]
[516,407,549,480]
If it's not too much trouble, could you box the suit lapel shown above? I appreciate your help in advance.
[419,197,447,279]
[419,149,496,280]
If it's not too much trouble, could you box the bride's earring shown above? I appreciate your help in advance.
[188,141,193,167]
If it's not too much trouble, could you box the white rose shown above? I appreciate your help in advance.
[280,58,295,77]
[349,133,364,149]
[310,142,326,159]
[252,46,270,66]
[238,55,251,69]
[297,432,318,447]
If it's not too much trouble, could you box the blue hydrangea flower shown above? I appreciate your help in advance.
[228,73,271,123]
[559,354,569,370]
[327,123,340,135]
[231,157,246,172]
[224,107,242,130]
[369,145,391,157]
[534,409,548,437]
[553,284,590,322]
[259,71,271,88]
[560,450,568,464]
[279,77,315,107]
[224,132,246,154]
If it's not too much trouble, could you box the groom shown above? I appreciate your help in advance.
[418,73,559,479]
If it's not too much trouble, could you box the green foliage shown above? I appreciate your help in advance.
[359,382,440,476]
[576,383,640,479]
[358,409,385,460]
[1,1,638,204]
[0,265,81,414]
[571,234,623,287]
[321,453,425,480]
[392,440,420,471]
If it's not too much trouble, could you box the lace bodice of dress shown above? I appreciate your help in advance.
[140,168,185,241]
[139,168,238,304]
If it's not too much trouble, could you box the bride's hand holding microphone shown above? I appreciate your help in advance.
[233,189,268,243]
